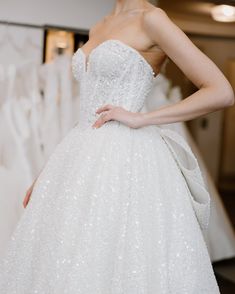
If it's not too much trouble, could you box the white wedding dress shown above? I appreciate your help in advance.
[0,39,220,293]
[143,74,235,262]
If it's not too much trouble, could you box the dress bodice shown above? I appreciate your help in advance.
[72,39,156,128]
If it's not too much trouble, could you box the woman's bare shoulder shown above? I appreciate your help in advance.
[88,15,109,38]
[88,22,102,38]
[143,7,170,30]
[142,6,233,95]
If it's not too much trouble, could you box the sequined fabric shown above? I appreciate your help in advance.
[0,39,220,293]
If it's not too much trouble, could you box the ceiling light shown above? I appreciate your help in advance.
[211,4,235,22]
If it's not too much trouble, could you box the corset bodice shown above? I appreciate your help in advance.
[72,39,156,128]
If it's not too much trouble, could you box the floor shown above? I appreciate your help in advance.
[213,182,235,293]
[216,274,235,294]
[213,257,235,293]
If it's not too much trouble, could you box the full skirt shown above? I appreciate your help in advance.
[0,121,220,293]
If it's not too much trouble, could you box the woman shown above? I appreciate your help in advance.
[1,0,234,293]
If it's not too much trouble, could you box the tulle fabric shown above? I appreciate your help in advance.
[0,121,220,293]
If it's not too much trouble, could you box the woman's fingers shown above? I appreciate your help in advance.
[23,192,30,208]
[92,111,112,128]
[92,104,116,128]
[95,104,114,114]
[92,104,145,129]
[22,186,33,208]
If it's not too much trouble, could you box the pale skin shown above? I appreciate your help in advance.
[23,0,234,207]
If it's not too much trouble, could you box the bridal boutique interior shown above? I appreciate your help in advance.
[0,0,234,292]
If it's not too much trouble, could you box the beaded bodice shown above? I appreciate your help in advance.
[72,39,156,128]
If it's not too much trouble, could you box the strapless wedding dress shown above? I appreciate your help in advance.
[0,39,220,293]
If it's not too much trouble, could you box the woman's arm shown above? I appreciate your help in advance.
[92,8,234,129]
[141,8,234,126]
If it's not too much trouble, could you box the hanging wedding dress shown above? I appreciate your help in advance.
[38,54,81,163]
[142,74,235,262]
[0,27,45,259]
[17,61,45,178]
[0,64,6,107]
[39,61,61,162]
[0,39,220,293]
[54,54,77,137]
[0,65,33,259]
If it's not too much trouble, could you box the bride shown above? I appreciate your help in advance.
[0,0,234,293]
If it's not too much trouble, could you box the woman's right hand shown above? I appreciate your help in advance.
[23,179,36,208]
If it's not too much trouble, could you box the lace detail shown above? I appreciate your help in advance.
[72,40,155,129]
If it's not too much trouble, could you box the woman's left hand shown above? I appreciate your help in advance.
[92,104,146,129]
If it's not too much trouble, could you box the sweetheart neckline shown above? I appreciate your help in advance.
[77,39,157,78]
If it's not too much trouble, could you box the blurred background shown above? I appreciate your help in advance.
[0,0,234,292]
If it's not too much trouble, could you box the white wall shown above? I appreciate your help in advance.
[0,0,116,30]
[0,0,116,65]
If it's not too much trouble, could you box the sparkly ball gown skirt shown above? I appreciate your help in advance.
[0,40,220,293]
